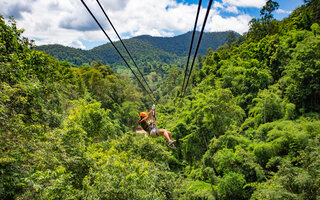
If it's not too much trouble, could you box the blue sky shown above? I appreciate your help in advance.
[177,0,303,19]
[1,0,304,50]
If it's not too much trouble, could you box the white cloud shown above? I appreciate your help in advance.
[276,9,292,14]
[206,14,252,34]
[222,0,266,8]
[225,6,239,14]
[213,0,264,14]
[111,0,203,37]
[1,0,32,19]
[16,0,90,49]
[1,0,261,49]
[213,1,224,9]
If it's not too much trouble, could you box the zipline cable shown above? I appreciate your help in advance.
[181,0,213,99]
[180,0,202,98]
[96,0,155,100]
[80,0,156,103]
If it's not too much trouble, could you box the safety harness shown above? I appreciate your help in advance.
[139,104,157,133]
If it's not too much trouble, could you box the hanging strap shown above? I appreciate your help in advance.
[152,104,156,122]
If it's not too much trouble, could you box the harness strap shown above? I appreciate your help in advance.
[152,104,156,122]
[148,123,156,129]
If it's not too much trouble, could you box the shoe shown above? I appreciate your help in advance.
[168,140,176,148]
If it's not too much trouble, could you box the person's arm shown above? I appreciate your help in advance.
[152,104,156,124]
[141,109,153,122]
[150,108,156,124]
[148,109,153,120]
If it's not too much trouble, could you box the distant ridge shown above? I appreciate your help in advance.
[36,31,240,66]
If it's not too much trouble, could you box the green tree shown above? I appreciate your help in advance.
[247,0,279,40]
[260,0,279,22]
[280,31,320,112]
[175,88,245,164]
[215,172,247,200]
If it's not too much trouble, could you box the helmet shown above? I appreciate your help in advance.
[139,112,147,118]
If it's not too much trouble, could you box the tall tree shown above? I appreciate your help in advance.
[247,0,279,40]
[260,0,279,22]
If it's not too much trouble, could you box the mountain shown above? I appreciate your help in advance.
[36,31,240,66]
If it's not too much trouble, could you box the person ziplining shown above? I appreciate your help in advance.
[138,104,176,148]
[81,0,212,149]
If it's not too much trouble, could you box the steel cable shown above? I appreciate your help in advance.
[181,0,213,99]
[96,0,155,100]
[180,0,202,99]
[80,0,156,103]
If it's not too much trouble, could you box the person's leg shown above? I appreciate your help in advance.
[167,131,172,140]
[159,129,172,142]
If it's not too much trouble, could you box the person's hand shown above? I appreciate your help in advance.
[152,104,156,110]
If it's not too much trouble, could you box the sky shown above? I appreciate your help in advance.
[1,0,304,50]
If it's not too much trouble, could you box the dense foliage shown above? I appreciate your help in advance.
[1,0,320,199]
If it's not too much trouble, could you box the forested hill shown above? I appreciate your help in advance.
[132,31,238,56]
[36,31,239,66]
[2,0,320,199]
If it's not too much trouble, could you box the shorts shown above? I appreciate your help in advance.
[150,127,160,137]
